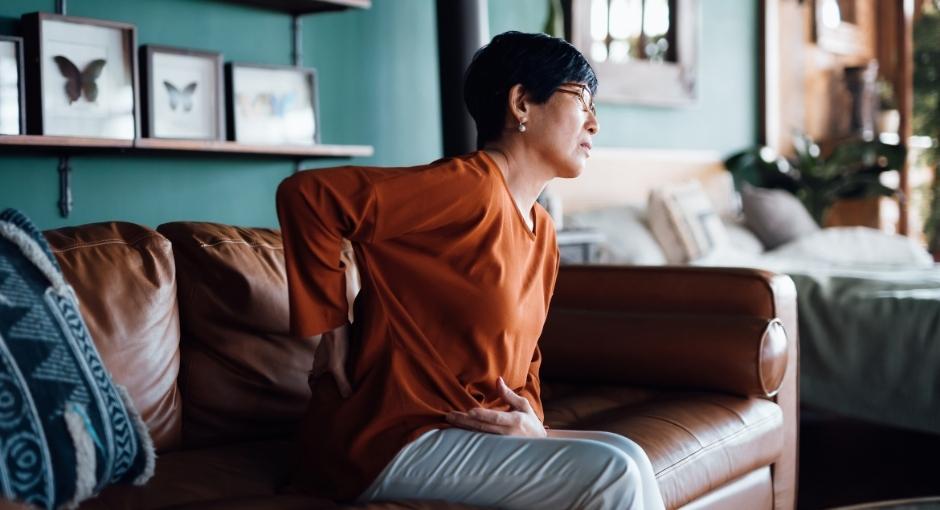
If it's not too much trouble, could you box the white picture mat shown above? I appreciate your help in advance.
[233,66,316,145]
[151,52,218,139]
[0,41,20,135]
[41,19,134,139]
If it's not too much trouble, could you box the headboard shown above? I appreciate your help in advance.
[547,147,734,213]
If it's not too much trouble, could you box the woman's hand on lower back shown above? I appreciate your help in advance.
[308,323,353,398]
[445,377,547,437]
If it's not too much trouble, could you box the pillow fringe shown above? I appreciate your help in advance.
[63,407,97,510]
[116,385,156,485]
[0,221,70,297]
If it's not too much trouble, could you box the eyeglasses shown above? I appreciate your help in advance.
[555,83,596,117]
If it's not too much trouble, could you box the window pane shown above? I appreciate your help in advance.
[644,0,671,37]
[610,0,641,39]
[591,41,609,62]
[590,0,609,41]
[609,40,630,62]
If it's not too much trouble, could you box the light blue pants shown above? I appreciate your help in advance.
[358,428,666,510]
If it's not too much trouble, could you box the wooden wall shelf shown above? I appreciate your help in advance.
[220,0,370,15]
[0,135,374,159]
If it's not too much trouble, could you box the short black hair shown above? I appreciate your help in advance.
[464,31,597,149]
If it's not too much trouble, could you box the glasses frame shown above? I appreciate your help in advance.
[555,83,597,117]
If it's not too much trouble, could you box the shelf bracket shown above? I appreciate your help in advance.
[58,156,72,218]
[292,14,303,67]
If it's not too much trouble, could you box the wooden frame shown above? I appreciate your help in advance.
[569,0,699,106]
[0,35,26,135]
[225,62,320,145]
[813,0,865,55]
[20,12,139,140]
[221,0,370,15]
[140,44,225,140]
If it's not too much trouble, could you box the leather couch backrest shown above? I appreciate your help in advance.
[157,222,316,448]
[44,222,182,452]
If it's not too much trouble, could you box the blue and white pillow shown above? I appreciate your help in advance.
[0,209,154,509]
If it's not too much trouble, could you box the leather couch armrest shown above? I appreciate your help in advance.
[540,265,799,510]
[540,310,787,398]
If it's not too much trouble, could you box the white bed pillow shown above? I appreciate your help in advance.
[765,227,934,268]
[723,218,765,256]
[648,181,730,263]
[564,205,667,265]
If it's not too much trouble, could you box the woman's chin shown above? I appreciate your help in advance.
[556,163,585,179]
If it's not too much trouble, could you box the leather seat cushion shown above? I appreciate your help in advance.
[542,382,784,509]
[78,440,317,509]
[77,439,489,510]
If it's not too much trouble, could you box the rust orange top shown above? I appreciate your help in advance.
[276,151,560,501]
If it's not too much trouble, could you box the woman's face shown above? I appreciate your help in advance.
[525,82,599,178]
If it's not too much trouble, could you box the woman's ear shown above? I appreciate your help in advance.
[507,84,529,124]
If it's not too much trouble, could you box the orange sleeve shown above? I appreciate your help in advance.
[276,167,380,339]
[276,160,490,339]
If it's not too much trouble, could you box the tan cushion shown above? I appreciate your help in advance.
[542,383,784,510]
[45,222,183,452]
[648,181,730,263]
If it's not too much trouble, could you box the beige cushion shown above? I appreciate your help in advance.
[647,182,729,264]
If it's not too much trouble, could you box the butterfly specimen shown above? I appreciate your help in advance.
[265,92,296,117]
[237,92,297,118]
[53,56,106,104]
[163,81,197,112]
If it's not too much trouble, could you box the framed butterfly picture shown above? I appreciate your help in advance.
[21,12,138,139]
[140,45,224,140]
[0,36,26,135]
[225,63,320,145]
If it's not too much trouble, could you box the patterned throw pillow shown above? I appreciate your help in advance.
[647,181,730,264]
[0,209,154,509]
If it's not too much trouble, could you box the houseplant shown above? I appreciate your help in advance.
[914,0,940,253]
[724,134,906,226]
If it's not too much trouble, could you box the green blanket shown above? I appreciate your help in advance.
[786,266,940,433]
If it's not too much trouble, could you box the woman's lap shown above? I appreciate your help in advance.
[358,427,664,510]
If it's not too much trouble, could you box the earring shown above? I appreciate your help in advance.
[517,121,527,133]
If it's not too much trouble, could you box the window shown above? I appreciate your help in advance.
[588,0,677,64]
[570,0,698,106]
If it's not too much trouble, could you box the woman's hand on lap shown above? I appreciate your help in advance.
[446,377,546,437]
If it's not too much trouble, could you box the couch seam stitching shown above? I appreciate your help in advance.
[50,234,164,252]
[654,411,780,477]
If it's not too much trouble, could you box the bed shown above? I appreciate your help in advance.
[551,148,940,434]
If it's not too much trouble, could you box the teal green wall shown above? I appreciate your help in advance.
[0,0,756,230]
[488,0,758,153]
[0,0,441,230]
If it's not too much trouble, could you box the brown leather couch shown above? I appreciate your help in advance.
[8,220,797,509]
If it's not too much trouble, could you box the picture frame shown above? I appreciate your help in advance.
[21,12,138,139]
[140,45,225,140]
[225,62,319,145]
[0,35,26,135]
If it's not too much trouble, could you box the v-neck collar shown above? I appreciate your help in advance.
[477,151,537,241]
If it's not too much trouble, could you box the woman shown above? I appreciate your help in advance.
[277,31,665,510]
